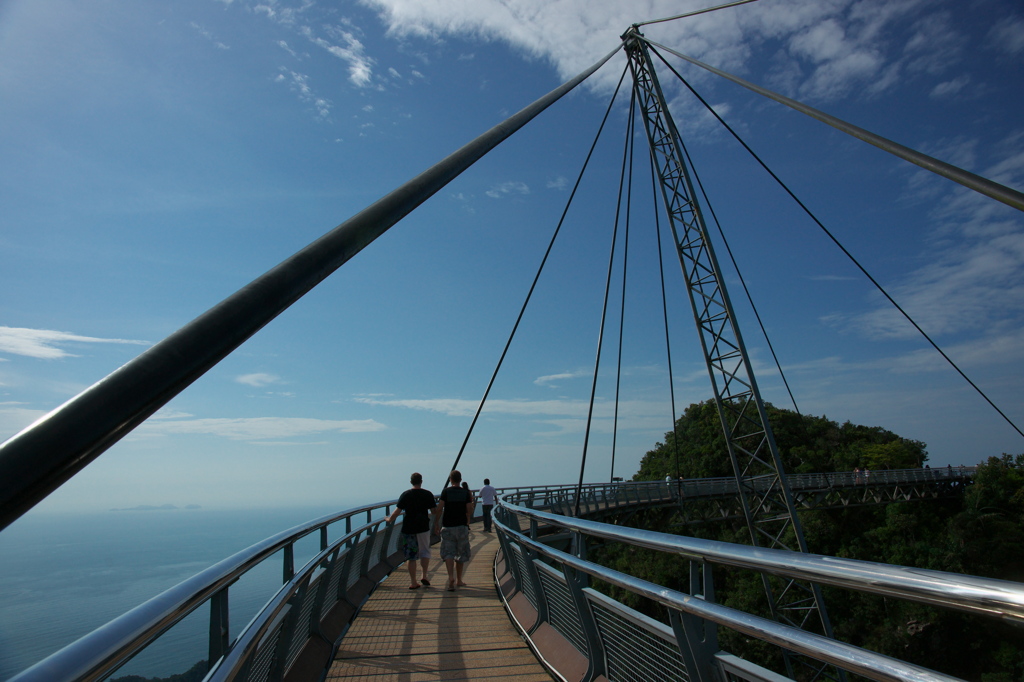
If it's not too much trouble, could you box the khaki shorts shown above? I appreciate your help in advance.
[439,525,471,562]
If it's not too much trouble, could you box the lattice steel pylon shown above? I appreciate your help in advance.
[623,27,843,681]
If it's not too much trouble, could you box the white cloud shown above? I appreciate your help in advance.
[546,176,568,190]
[361,0,956,101]
[485,180,529,198]
[137,416,386,441]
[988,16,1024,55]
[190,21,229,49]
[301,25,374,87]
[929,75,969,99]
[276,68,332,117]
[236,373,282,387]
[278,40,298,58]
[0,327,148,360]
[354,394,679,422]
[534,369,588,386]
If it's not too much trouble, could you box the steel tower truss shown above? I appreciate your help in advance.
[623,28,840,680]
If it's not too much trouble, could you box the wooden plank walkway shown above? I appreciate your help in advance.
[326,525,552,681]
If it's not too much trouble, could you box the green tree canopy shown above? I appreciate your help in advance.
[634,400,928,481]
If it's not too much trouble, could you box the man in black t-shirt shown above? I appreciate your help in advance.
[433,469,474,591]
[386,472,437,589]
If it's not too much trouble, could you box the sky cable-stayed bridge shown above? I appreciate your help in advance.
[1,16,1023,682]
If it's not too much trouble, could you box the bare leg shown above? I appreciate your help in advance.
[444,558,456,590]
[420,557,431,583]
[456,562,467,586]
[407,560,419,588]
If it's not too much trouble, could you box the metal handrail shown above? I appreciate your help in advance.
[4,472,988,682]
[500,494,1024,624]
[495,514,961,682]
[8,500,398,682]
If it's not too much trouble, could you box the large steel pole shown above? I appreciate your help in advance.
[623,27,842,681]
[0,45,621,533]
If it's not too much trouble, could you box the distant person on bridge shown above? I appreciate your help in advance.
[386,472,436,589]
[480,478,497,532]
[435,469,474,592]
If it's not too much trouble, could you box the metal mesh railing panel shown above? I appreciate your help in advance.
[369,530,386,565]
[386,526,401,555]
[346,541,366,589]
[320,555,345,619]
[285,578,319,670]
[536,563,588,655]
[242,621,282,682]
[510,543,539,609]
[589,597,689,682]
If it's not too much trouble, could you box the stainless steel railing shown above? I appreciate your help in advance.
[6,470,988,682]
[9,502,403,682]
[494,490,1021,682]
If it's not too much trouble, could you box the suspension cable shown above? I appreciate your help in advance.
[650,147,683,480]
[636,0,760,28]
[575,86,637,517]
[647,43,1024,440]
[610,99,637,483]
[642,38,1024,213]
[445,62,632,484]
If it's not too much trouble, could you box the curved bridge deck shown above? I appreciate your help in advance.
[327,525,551,681]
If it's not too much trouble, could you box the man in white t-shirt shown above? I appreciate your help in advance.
[479,478,497,532]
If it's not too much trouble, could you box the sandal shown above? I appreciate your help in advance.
[420,579,430,586]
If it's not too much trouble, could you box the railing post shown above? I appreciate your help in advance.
[283,543,294,583]
[208,587,230,671]
[359,526,376,577]
[522,548,548,634]
[666,560,720,682]
[561,566,605,682]
[320,526,328,552]
[572,531,590,588]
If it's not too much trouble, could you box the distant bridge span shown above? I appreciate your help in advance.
[504,466,975,526]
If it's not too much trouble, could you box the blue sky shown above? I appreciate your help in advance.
[1,0,1022,514]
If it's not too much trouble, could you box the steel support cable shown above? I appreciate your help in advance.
[609,103,637,483]
[649,149,683,481]
[0,44,623,532]
[635,0,760,28]
[574,86,637,518]
[642,39,1024,213]
[445,62,631,484]
[652,71,801,414]
[645,43,1024,441]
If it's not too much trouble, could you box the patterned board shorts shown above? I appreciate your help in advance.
[400,531,431,560]
[439,525,471,563]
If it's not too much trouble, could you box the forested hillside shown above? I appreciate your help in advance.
[595,401,1024,681]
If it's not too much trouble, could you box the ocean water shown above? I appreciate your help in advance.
[0,506,359,680]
